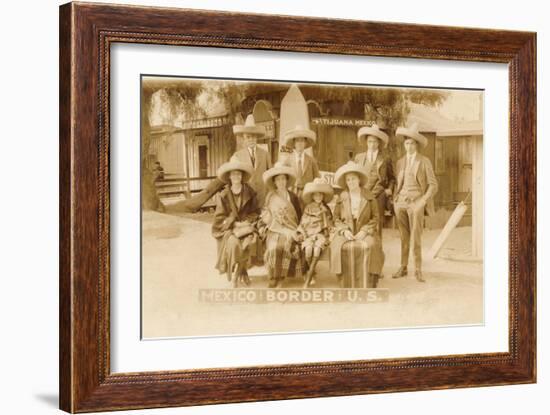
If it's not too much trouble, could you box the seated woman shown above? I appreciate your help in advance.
[259,162,305,288]
[212,159,260,288]
[330,161,385,288]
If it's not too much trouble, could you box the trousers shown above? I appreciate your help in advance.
[394,194,425,270]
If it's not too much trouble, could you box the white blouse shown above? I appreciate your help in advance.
[349,191,362,219]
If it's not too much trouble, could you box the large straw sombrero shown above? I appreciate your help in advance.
[232,114,266,137]
[262,161,297,190]
[334,161,368,189]
[302,178,334,204]
[395,122,428,148]
[283,124,316,149]
[357,124,389,148]
[217,159,253,184]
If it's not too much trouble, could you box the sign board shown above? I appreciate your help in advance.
[311,118,375,127]
[199,288,389,304]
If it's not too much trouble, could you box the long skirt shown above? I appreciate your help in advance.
[216,232,256,280]
[264,231,305,280]
[330,235,385,288]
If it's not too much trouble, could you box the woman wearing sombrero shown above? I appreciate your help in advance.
[258,162,305,288]
[212,159,260,288]
[329,161,385,288]
[354,124,396,240]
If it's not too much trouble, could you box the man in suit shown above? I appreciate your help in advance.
[232,114,272,205]
[354,124,395,240]
[392,123,438,283]
[283,124,320,199]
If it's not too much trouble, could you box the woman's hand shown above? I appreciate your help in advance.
[221,216,235,232]
[354,230,367,240]
[343,230,354,241]
[293,231,304,242]
[260,209,272,225]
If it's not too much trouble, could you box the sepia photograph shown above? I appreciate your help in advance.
[50,1,538,412]
[141,76,484,339]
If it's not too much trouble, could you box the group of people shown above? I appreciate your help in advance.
[212,114,438,289]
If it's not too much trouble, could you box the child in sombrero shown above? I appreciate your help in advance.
[298,178,334,287]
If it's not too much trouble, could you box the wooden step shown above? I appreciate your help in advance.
[155,181,187,188]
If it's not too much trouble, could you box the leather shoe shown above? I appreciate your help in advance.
[392,267,408,278]
[415,270,426,283]
[231,276,239,288]
[240,270,251,286]
[368,273,380,288]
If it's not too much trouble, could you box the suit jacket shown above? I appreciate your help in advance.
[394,153,438,216]
[233,146,271,203]
[288,152,320,190]
[354,151,396,197]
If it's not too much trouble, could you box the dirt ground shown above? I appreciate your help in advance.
[141,210,483,338]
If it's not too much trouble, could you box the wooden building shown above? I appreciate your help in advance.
[148,114,235,203]
[407,103,483,258]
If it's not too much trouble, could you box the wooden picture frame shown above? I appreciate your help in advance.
[59,2,536,412]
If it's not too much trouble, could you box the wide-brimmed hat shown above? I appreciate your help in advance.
[262,161,297,190]
[334,161,368,189]
[302,178,334,204]
[217,159,253,183]
[233,114,265,137]
[395,122,428,148]
[283,124,316,149]
[357,124,389,148]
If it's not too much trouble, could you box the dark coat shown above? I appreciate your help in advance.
[354,151,396,197]
[212,183,260,239]
[332,189,379,236]
[287,152,320,190]
[330,189,384,276]
[212,183,261,275]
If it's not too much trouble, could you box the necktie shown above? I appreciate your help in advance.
[250,148,255,167]
[407,155,413,171]
[297,154,303,178]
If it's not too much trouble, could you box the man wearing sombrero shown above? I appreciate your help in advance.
[232,114,272,205]
[354,124,395,240]
[392,123,438,283]
[283,124,320,199]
